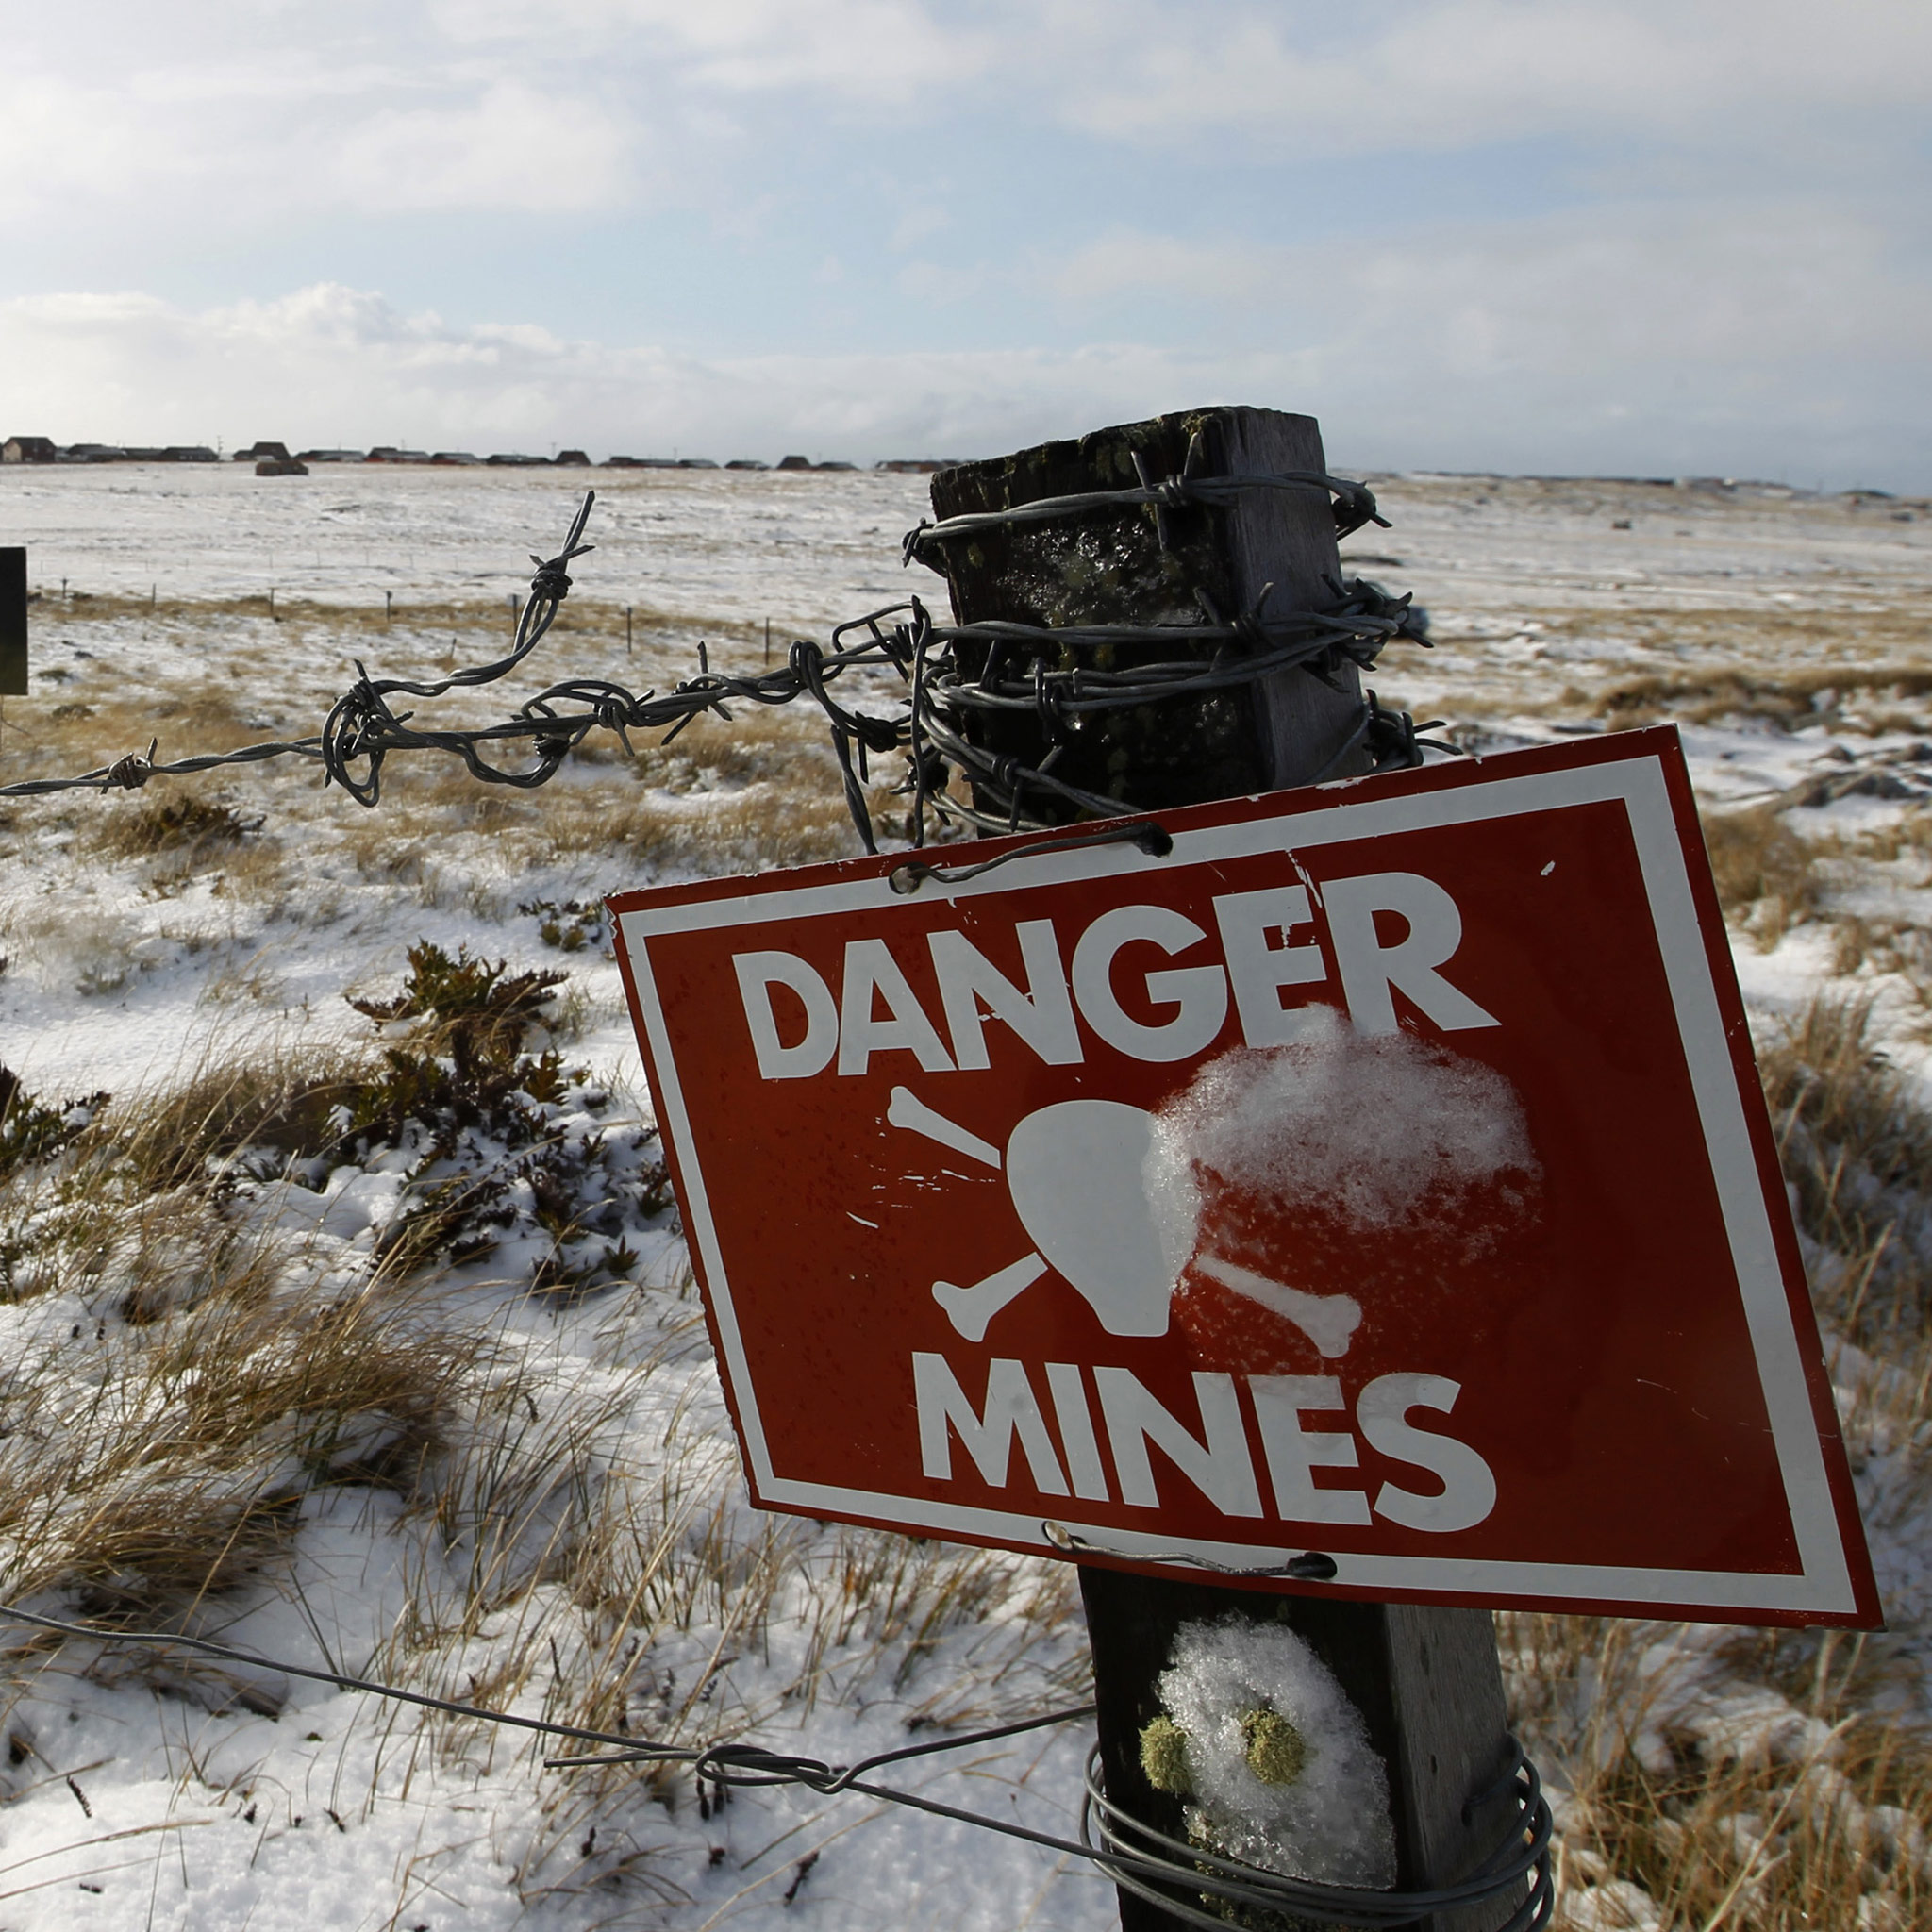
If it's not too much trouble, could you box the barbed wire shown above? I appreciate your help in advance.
[0,465,1441,845]
[0,475,1548,1925]
[899,444,1389,568]
[0,1599,1551,1931]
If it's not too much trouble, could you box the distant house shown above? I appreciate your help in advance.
[775,454,813,471]
[234,441,291,463]
[296,449,365,463]
[813,460,857,473]
[486,453,550,467]
[602,456,643,468]
[2,436,56,463]
[366,447,432,464]
[725,459,771,471]
[164,446,220,463]
[676,458,718,470]
[555,449,591,466]
[430,452,482,465]
[61,444,126,463]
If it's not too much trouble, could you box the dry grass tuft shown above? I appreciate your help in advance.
[1600,664,1932,732]
[0,1280,476,1625]
[1758,996,1932,1338]
[86,792,262,863]
[77,1047,368,1195]
[1702,805,1823,947]
[1510,1614,1932,1932]
[0,1124,476,1622]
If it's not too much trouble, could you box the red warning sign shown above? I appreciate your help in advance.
[609,728,1878,1626]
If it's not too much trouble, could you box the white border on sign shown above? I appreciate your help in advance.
[618,752,1859,1619]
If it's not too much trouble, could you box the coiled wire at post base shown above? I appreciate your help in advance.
[1079,1740,1554,1932]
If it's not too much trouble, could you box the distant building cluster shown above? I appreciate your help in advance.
[1,436,956,476]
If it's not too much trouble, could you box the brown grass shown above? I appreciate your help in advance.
[85,792,263,866]
[0,1174,473,1623]
[1512,1612,1932,1932]
[1600,664,1932,731]
[325,706,872,888]
[99,1047,370,1194]
[1702,805,1824,946]
[1758,995,1932,1338]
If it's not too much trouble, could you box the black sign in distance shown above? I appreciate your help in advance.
[0,549,25,695]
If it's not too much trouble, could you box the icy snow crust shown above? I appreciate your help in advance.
[1148,1009,1538,1238]
[0,464,1927,1929]
[1156,1615,1396,1888]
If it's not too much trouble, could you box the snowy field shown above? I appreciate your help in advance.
[0,461,1929,1931]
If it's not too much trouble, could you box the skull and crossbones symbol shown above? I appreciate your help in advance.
[886,1085,1362,1357]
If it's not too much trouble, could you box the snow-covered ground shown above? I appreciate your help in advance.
[0,461,931,631]
[0,462,1928,1932]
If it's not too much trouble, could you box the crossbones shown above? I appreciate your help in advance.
[886,1086,1363,1357]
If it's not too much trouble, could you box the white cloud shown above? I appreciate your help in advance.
[1051,0,1932,155]
[0,4,1924,487]
[1055,198,1932,369]
[1040,198,1932,481]
[0,72,186,221]
[423,0,989,99]
[0,280,1291,458]
[890,205,951,251]
[0,267,1924,487]
[2,3,1924,239]
[331,84,638,212]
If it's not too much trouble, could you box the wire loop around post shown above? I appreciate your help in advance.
[0,1598,1551,1932]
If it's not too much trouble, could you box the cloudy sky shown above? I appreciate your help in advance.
[2,1,1927,485]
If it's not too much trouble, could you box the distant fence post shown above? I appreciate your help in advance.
[0,549,25,698]
[923,408,1518,1932]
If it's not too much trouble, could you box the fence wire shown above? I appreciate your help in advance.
[0,468,1548,1926]
[0,1599,1552,1932]
[1,458,1445,847]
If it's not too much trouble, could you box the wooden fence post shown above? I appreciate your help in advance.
[0,549,26,699]
[924,408,1519,1932]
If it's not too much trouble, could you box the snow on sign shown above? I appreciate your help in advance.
[608,727,1879,1628]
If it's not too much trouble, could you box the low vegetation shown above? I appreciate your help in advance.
[3,530,1930,1924]
[1702,804,1824,948]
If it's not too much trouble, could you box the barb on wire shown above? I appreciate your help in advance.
[0,1598,1551,1932]
[3,471,1441,848]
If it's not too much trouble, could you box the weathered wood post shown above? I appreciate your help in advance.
[921,408,1518,1931]
[0,549,25,699]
